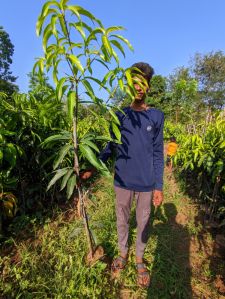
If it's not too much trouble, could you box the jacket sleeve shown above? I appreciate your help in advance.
[153,112,164,191]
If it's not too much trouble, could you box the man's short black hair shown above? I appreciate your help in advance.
[131,62,154,85]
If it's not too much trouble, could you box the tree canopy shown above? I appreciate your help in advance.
[0,26,18,94]
[192,51,225,110]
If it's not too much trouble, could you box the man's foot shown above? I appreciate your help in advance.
[136,263,150,288]
[111,256,127,278]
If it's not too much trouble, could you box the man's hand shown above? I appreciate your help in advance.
[79,168,96,180]
[153,190,163,207]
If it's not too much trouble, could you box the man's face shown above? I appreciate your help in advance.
[133,77,149,101]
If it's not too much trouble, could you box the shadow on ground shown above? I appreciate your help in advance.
[174,168,225,297]
[147,203,192,298]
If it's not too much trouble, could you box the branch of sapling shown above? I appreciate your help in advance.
[72,84,80,177]
[79,54,99,80]
[62,12,83,81]
[62,13,74,56]
[105,84,119,104]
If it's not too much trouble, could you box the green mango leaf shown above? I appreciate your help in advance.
[193,150,199,163]
[37,3,59,36]
[53,144,73,170]
[0,129,16,136]
[125,69,133,87]
[95,135,114,142]
[41,133,72,147]
[43,24,53,52]
[124,69,136,97]
[46,53,56,71]
[197,155,205,167]
[85,76,111,93]
[102,35,112,56]
[67,5,81,19]
[38,58,45,74]
[111,34,134,51]
[80,139,99,153]
[102,70,115,85]
[68,54,84,74]
[0,99,15,111]
[41,1,59,17]
[110,39,125,57]
[106,26,124,35]
[111,122,121,142]
[68,5,102,27]
[84,76,101,88]
[53,67,59,85]
[98,160,111,177]
[67,91,76,122]
[56,77,66,100]
[80,144,103,170]
[109,109,120,125]
[60,168,74,191]
[76,6,96,20]
[219,140,225,149]
[74,21,92,33]
[51,14,58,37]
[36,16,45,36]
[112,48,119,64]
[95,59,109,70]
[59,15,67,36]
[118,78,124,91]
[67,42,83,51]
[82,79,95,97]
[70,23,86,40]
[66,174,77,199]
[47,168,69,191]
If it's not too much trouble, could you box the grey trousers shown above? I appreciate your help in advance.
[114,185,152,258]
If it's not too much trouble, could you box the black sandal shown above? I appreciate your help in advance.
[136,263,150,288]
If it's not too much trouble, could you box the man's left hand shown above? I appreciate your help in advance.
[153,190,163,207]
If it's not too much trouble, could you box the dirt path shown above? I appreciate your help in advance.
[156,168,225,298]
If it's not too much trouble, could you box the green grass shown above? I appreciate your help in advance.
[0,173,222,298]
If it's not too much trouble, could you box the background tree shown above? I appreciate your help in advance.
[27,71,54,101]
[146,74,168,110]
[192,51,225,110]
[0,26,18,95]
[28,71,53,92]
[167,67,199,123]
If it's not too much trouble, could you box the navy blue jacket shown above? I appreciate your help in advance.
[99,107,164,191]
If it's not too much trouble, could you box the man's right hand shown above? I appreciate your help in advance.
[79,168,96,180]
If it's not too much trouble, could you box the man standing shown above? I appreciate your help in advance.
[81,62,164,288]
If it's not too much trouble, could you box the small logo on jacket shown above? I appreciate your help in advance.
[147,125,152,131]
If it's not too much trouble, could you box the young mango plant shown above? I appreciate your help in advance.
[0,89,66,213]
[174,115,225,225]
[0,102,20,235]
[35,0,134,259]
